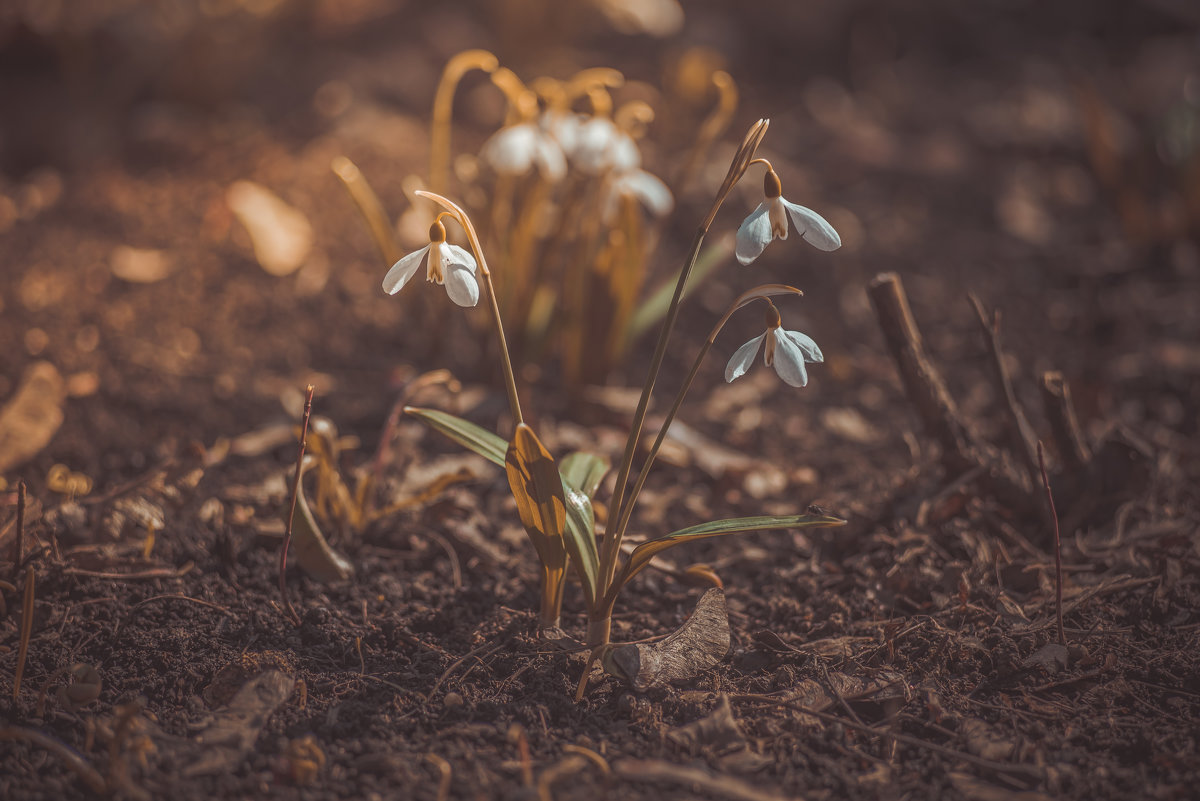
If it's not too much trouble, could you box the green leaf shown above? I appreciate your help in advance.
[563,484,600,606]
[404,406,506,467]
[558,451,607,607]
[559,451,609,500]
[614,513,846,594]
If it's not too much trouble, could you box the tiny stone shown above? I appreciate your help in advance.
[443,691,464,709]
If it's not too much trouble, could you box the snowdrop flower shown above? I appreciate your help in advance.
[382,217,479,307]
[571,117,642,175]
[725,304,823,388]
[735,163,841,265]
[480,121,567,181]
[603,168,673,222]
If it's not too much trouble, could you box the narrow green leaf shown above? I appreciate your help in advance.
[560,451,609,500]
[404,406,505,467]
[615,513,845,592]
[563,484,600,606]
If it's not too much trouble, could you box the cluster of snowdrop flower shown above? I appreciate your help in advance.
[370,52,843,394]
[385,145,841,389]
[377,118,851,699]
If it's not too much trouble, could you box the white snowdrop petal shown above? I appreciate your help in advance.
[735,202,773,265]
[482,125,537,175]
[382,246,429,294]
[783,200,842,252]
[725,332,767,382]
[534,137,568,181]
[444,264,480,307]
[610,133,642,171]
[769,197,790,240]
[771,329,810,387]
[444,243,478,273]
[624,170,673,216]
[782,329,824,363]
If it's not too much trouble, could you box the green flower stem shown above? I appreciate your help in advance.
[598,226,706,591]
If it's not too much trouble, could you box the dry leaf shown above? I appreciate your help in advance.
[0,361,65,473]
[110,245,173,283]
[226,180,314,276]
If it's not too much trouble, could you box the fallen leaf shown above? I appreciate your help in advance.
[0,361,65,473]
[110,245,173,283]
[185,670,295,777]
[605,588,730,691]
[226,180,314,276]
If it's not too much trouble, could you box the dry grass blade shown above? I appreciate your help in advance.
[13,564,34,700]
[280,385,315,626]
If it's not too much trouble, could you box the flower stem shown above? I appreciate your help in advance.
[598,226,706,590]
[610,287,804,560]
[417,190,524,428]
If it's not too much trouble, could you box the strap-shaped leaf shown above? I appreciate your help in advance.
[504,423,567,572]
[404,406,505,467]
[612,513,845,598]
[560,451,609,499]
[558,451,608,605]
[563,484,600,606]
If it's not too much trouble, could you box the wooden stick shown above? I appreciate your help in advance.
[1037,441,1067,646]
[868,273,977,470]
[969,293,1039,482]
[868,274,1037,517]
[280,385,315,626]
[1040,371,1091,472]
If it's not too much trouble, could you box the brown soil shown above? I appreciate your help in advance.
[2,2,1198,799]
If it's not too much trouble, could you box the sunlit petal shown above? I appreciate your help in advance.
[783,200,842,252]
[444,264,480,307]
[610,133,642,172]
[735,202,772,265]
[481,125,537,175]
[725,332,767,382]
[534,136,568,181]
[443,243,478,274]
[781,329,823,363]
[382,245,429,294]
[768,197,789,240]
[629,170,673,216]
[771,329,810,387]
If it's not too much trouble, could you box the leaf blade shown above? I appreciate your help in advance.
[504,423,568,572]
[616,513,845,592]
[404,406,506,467]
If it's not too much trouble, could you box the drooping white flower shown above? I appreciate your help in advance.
[725,323,824,388]
[382,219,479,307]
[603,168,674,222]
[480,122,567,181]
[571,117,642,175]
[735,167,841,265]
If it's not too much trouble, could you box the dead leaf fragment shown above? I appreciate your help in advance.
[226,180,313,276]
[606,588,730,691]
[0,361,65,473]
[110,246,173,283]
[186,670,295,777]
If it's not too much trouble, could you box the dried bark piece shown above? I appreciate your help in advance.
[0,361,65,473]
[604,588,730,691]
[184,670,295,778]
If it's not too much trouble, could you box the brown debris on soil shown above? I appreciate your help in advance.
[2,2,1200,800]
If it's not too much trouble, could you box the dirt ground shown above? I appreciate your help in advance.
[2,1,1199,799]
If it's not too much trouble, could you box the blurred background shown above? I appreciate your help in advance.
[1,0,1198,488]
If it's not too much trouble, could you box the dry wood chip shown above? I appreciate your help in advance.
[184,670,295,777]
[0,361,65,473]
[226,180,313,276]
[607,588,730,691]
